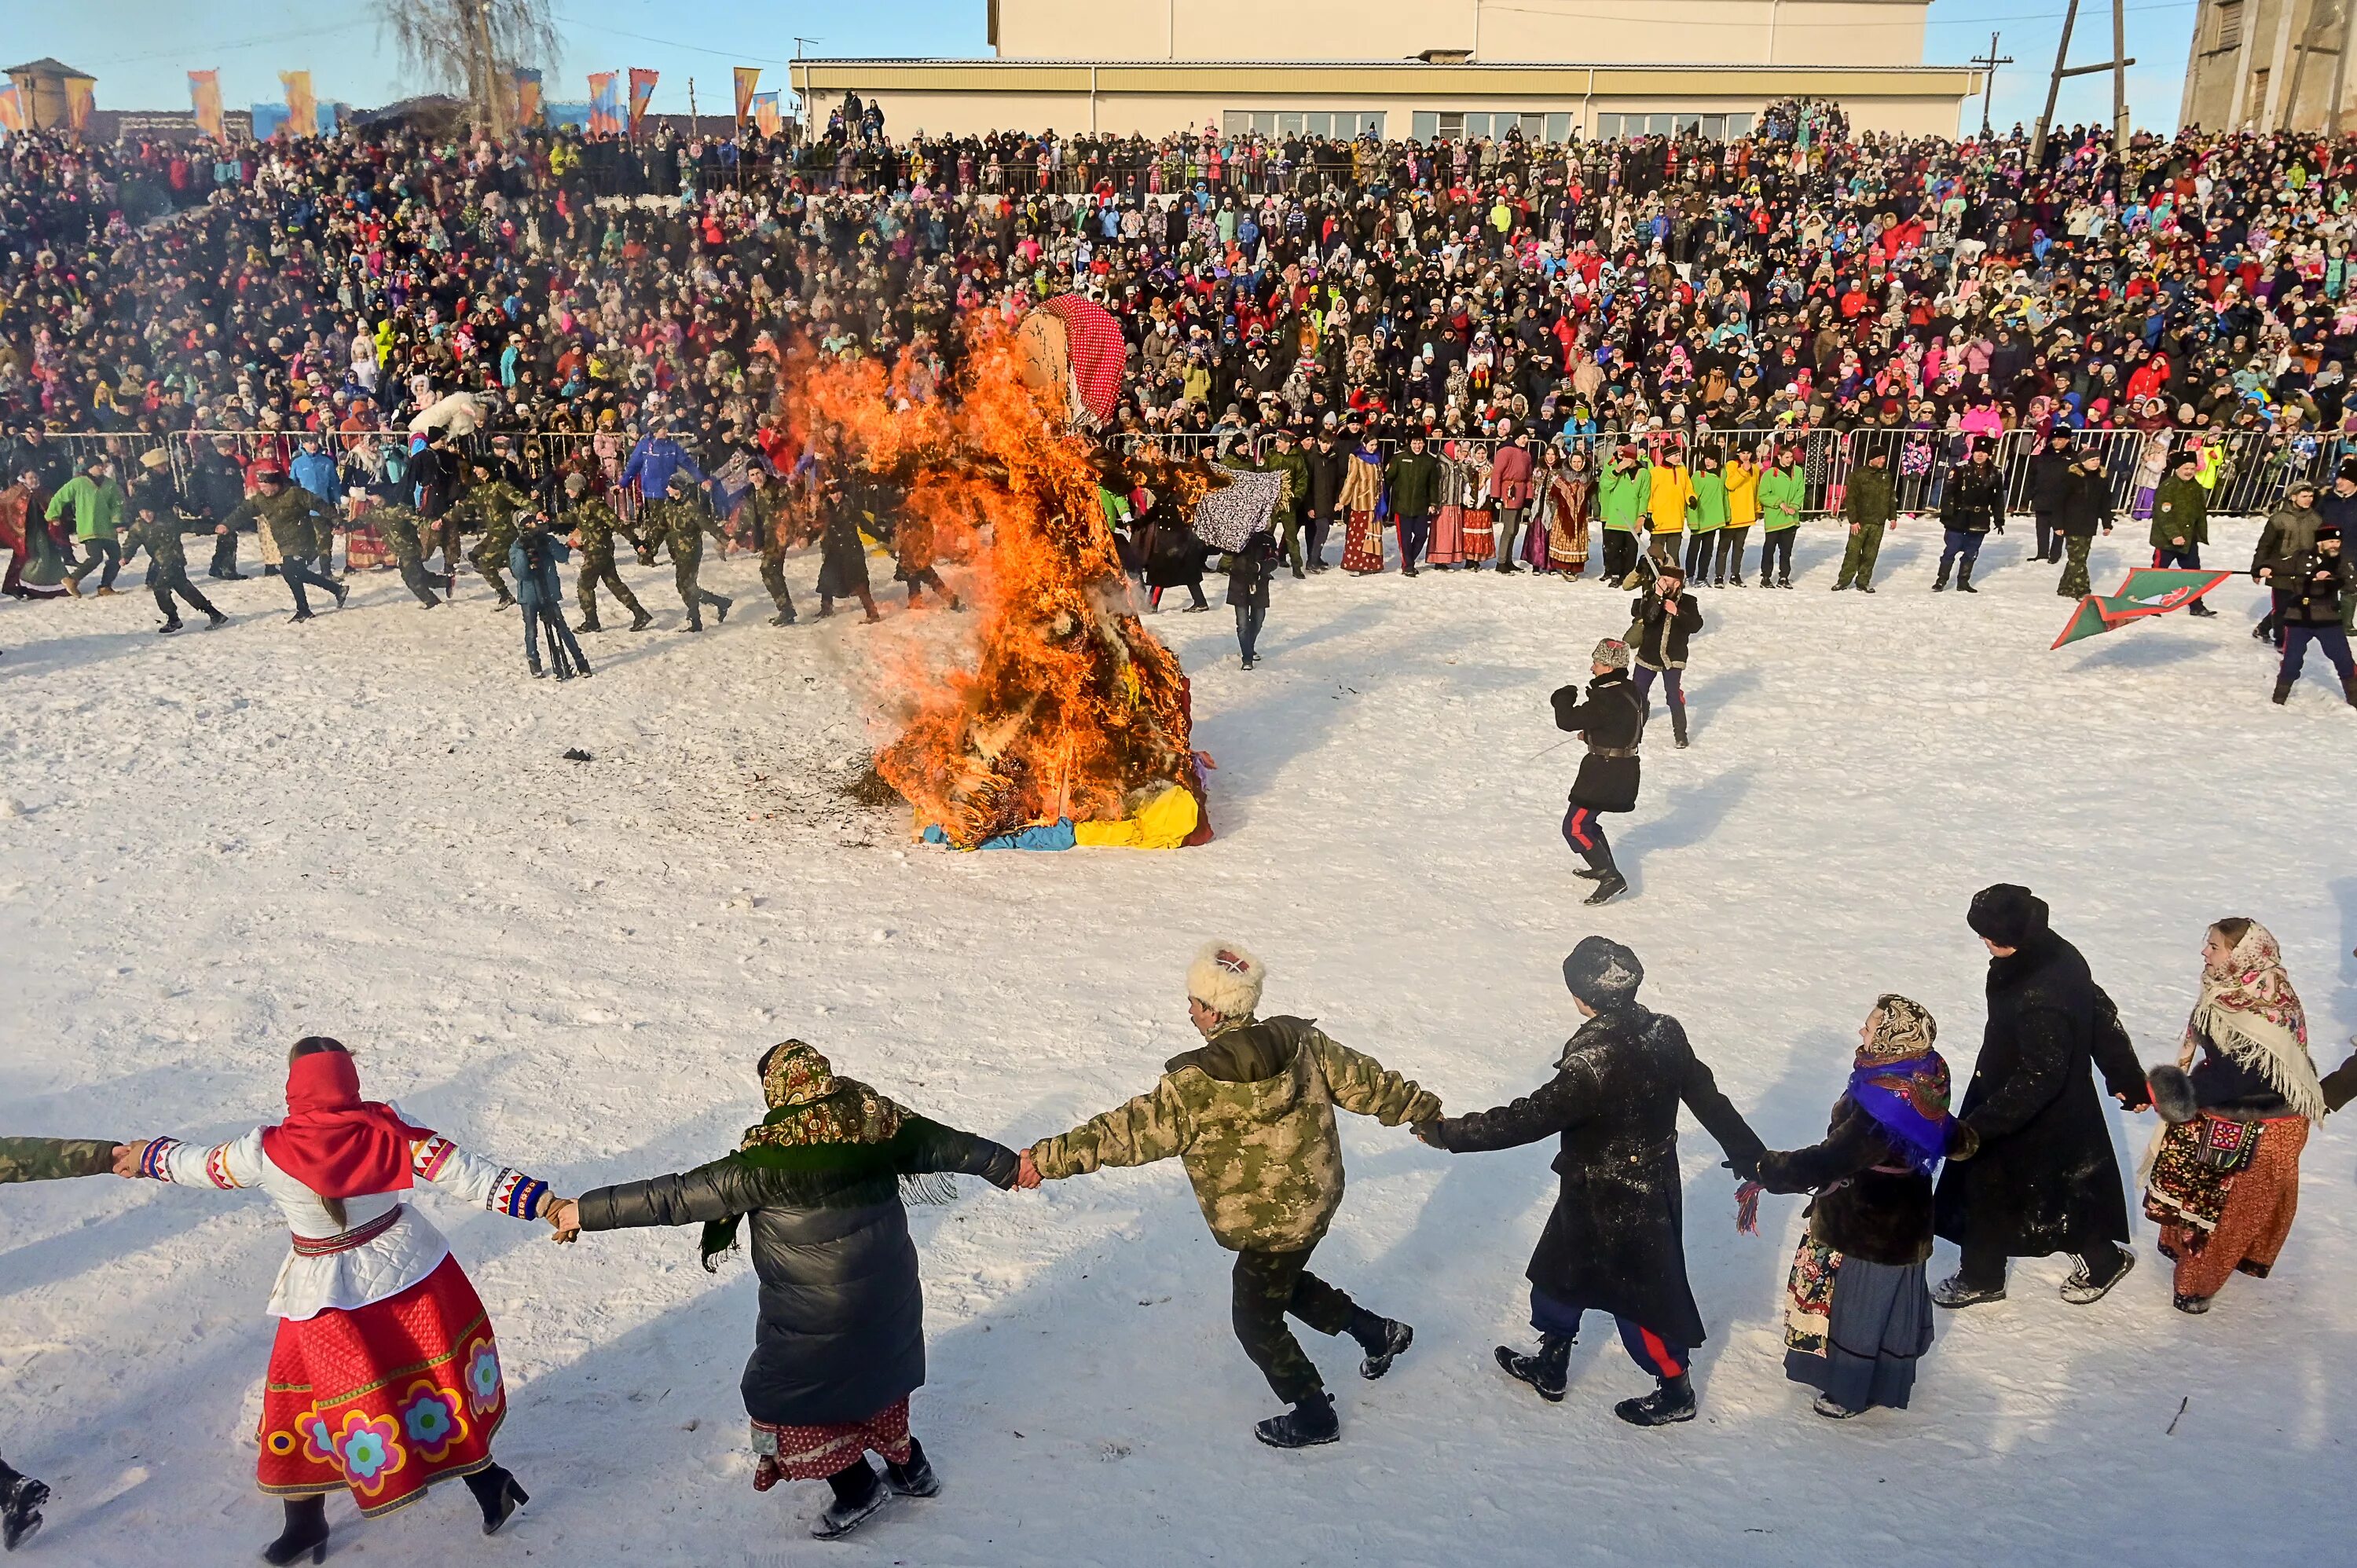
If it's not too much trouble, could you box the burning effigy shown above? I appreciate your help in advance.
[794,301,1208,850]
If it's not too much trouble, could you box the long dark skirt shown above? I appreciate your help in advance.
[1784,1255,1931,1412]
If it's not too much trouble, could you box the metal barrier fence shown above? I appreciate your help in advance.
[28,425,2336,524]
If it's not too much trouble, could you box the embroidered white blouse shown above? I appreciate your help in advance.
[139,1107,554,1321]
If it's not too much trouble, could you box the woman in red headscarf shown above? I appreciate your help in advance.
[115,1039,573,1565]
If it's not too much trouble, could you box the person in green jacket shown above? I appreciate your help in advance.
[3,1134,119,1550]
[1384,431,1443,577]
[2149,452,2220,618]
[1596,445,1648,584]
[46,456,126,596]
[1264,428,1313,578]
[1684,450,1727,583]
[1025,941,1441,1450]
[1834,447,1897,593]
[1756,448,1805,588]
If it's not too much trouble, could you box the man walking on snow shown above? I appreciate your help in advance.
[1552,639,1647,905]
[1022,943,1439,1449]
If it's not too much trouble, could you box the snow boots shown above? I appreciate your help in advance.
[883,1438,940,1498]
[1613,1372,1696,1427]
[1930,1273,2007,1310]
[262,1495,329,1565]
[1254,1390,1340,1449]
[1350,1310,1413,1379]
[2,1467,49,1553]
[1584,871,1629,905]
[2059,1246,2135,1305]
[2272,679,2293,705]
[1956,562,1977,593]
[463,1465,528,1536]
[2345,676,2357,709]
[812,1459,888,1539]
[1495,1332,1574,1402]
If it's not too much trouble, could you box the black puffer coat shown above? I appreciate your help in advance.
[1932,925,2147,1259]
[578,1118,1019,1425]
[1427,1003,1763,1348]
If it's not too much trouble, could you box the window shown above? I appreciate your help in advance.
[1725,111,1753,136]
[1674,113,1702,137]
[1222,112,1250,134]
[1545,112,1573,144]
[1701,115,1725,140]
[1413,111,1439,141]
[2217,0,2244,52]
[1355,112,1385,137]
[1645,113,1674,135]
[1306,112,1332,137]
[1464,112,1491,138]
[1439,111,1465,140]
[1595,113,1625,140]
[1252,111,1277,134]
[1518,112,1545,140]
[1277,111,1304,135]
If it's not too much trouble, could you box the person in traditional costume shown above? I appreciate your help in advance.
[1541,448,1595,577]
[1427,441,1472,568]
[1338,432,1387,573]
[565,1042,1023,1540]
[2141,919,2326,1313]
[1459,444,1497,564]
[1745,996,1962,1419]
[114,1039,566,1565]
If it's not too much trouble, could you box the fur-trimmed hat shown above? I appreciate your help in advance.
[1967,884,2048,950]
[1563,936,1644,1009]
[1186,941,1266,1020]
[1592,638,1630,671]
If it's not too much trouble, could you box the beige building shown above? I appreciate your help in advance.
[2183,0,2355,130]
[790,0,1979,141]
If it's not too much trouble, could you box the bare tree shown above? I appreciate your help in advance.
[378,0,557,139]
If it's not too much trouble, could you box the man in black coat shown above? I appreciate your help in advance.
[2055,449,2113,598]
[1934,445,2003,592]
[1227,526,1277,669]
[185,435,251,580]
[2026,434,2075,563]
[1301,430,1347,572]
[1932,885,2153,1310]
[1552,638,1647,905]
[1415,937,1765,1427]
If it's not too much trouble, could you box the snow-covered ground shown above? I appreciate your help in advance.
[2,517,2351,1567]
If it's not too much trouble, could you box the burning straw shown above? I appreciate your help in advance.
[794,332,1198,849]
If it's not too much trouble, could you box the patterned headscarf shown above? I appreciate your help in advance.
[1847,995,1953,1178]
[2186,922,2322,1119]
[742,1042,904,1152]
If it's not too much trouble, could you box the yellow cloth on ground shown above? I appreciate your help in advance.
[1073,785,1198,848]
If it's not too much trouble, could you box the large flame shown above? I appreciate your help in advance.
[791,332,1200,848]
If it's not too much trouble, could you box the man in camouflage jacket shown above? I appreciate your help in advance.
[222,471,346,621]
[643,471,733,632]
[1025,941,1439,1449]
[454,463,531,607]
[370,501,456,607]
[125,471,225,633]
[559,473,650,632]
[739,466,798,625]
[3,1134,117,1551]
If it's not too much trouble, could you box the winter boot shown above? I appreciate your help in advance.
[1253,1390,1340,1449]
[1933,565,1950,592]
[261,1495,330,1565]
[1572,866,1604,881]
[2272,679,2293,706]
[158,617,183,634]
[628,609,654,632]
[2188,599,2216,617]
[1857,581,1877,595]
[463,1464,529,1536]
[884,1438,940,1498]
[684,608,704,633]
[1349,1310,1413,1379]
[1583,871,1629,906]
[769,611,797,627]
[2,1471,49,1554]
[1671,711,1690,749]
[331,582,350,609]
[575,614,602,634]
[2059,1245,2135,1306]
[2172,1292,2212,1315]
[1957,563,1977,594]
[1779,575,1794,589]
[1613,1373,1697,1427]
[206,607,229,628]
[2344,675,2357,709]
[714,594,733,625]
[1811,1393,1863,1420]
[288,609,315,624]
[1930,1272,2006,1310]
[811,1460,887,1539]
[1494,1332,1574,1402]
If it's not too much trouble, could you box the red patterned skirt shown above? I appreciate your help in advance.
[1340,510,1385,573]
[1461,507,1496,561]
[257,1253,507,1516]
[750,1398,912,1489]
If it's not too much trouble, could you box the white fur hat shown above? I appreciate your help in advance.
[1186,940,1266,1020]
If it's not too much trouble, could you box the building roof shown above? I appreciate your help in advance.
[6,58,95,81]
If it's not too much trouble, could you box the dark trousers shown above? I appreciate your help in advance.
[146,561,218,622]
[674,554,726,616]
[2282,625,2356,687]
[1561,801,1618,875]
[1937,528,1983,580]
[1530,1288,1686,1378]
[1760,528,1795,581]
[577,552,644,622]
[397,555,451,606]
[1397,511,1430,570]
[208,527,240,577]
[1957,1241,2122,1293]
[1304,510,1331,566]
[902,563,951,602]
[1634,663,1688,742]
[1682,529,1716,579]
[1600,528,1639,583]
[1150,581,1208,610]
[1714,526,1749,581]
[525,603,589,673]
[1232,1244,1357,1403]
[2153,544,2201,570]
[2033,510,2062,562]
[279,553,339,614]
[1234,600,1266,662]
[72,534,122,590]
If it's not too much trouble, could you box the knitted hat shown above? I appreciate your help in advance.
[1967,884,2048,950]
[1186,941,1266,1021]
[1592,638,1630,671]
[1563,936,1644,1009]
[564,471,588,494]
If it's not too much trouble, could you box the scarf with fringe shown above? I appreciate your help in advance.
[2184,923,2323,1121]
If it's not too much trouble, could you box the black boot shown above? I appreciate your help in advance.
[1957,562,1977,593]
[1584,870,1629,905]
[628,609,654,632]
[2273,679,2293,705]
[1933,566,1949,592]
[1613,1372,1696,1427]
[261,1495,330,1565]
[2187,599,2215,617]
[1672,713,1689,749]
[770,610,797,627]
[158,617,183,634]
[1494,1332,1574,1402]
[207,607,229,628]
[714,594,732,625]
[1253,1390,1340,1449]
[883,1437,939,1498]
[1348,1309,1413,1379]
[2,1469,49,1554]
[575,614,602,634]
[2344,675,2357,709]
[461,1464,528,1537]
[811,1459,886,1539]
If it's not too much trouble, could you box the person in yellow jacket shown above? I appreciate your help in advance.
[1644,443,1696,571]
[1716,453,1759,587]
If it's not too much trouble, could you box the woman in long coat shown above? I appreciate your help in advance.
[1542,449,1595,577]
[568,1043,1021,1541]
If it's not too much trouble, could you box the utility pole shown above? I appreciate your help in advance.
[688,76,699,139]
[2332,0,2355,136]
[2033,0,2136,165]
[2110,0,2129,145]
[1970,31,2014,139]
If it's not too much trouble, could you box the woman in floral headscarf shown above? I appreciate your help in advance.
[2142,919,2325,1314]
[570,1043,1022,1541]
[1743,995,1963,1420]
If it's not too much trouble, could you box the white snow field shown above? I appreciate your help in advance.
[2,515,2351,1568]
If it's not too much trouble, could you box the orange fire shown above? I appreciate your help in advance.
[790,333,1198,848]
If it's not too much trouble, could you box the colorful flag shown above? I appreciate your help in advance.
[0,85,23,134]
[252,101,290,141]
[63,75,96,135]
[587,71,621,136]
[733,67,760,126]
[627,68,659,135]
[753,90,783,138]
[511,68,543,126]
[189,70,224,141]
[280,71,316,137]
[2051,568,2235,649]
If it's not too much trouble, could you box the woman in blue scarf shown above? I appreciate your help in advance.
[1747,995,1967,1419]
